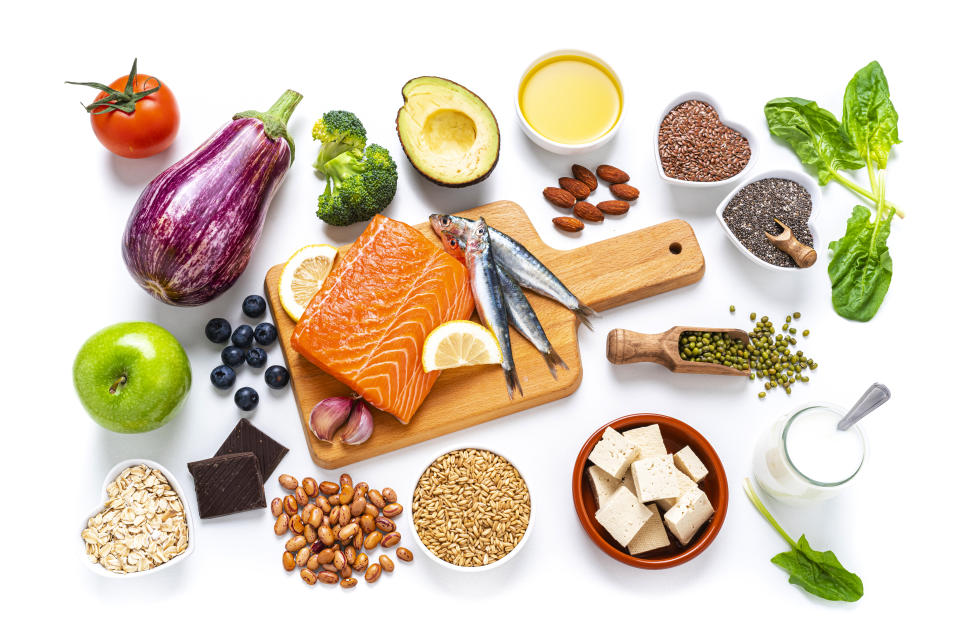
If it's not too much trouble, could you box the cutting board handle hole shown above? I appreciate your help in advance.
[669,242,683,255]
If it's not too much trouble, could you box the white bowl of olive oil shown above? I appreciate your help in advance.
[516,49,624,155]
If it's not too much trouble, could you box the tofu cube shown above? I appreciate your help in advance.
[595,486,653,547]
[630,455,690,503]
[588,428,640,479]
[627,504,671,555]
[621,472,637,497]
[674,446,709,483]
[587,465,621,508]
[664,488,715,546]
[623,424,668,459]
[655,472,698,511]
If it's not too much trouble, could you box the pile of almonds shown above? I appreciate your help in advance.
[273,472,412,589]
[544,164,638,232]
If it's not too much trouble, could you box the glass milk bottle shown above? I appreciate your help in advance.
[752,403,866,505]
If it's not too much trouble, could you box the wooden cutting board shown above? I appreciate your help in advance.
[264,200,704,468]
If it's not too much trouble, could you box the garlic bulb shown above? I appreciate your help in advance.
[308,396,353,442]
[339,401,374,445]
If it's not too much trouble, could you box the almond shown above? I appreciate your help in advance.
[610,183,639,201]
[573,201,604,222]
[571,164,598,191]
[596,200,630,215]
[552,216,584,232]
[558,177,590,200]
[543,187,575,208]
[596,164,630,184]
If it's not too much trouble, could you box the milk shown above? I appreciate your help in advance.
[753,403,866,505]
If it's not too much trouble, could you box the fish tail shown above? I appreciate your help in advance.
[541,346,568,379]
[575,304,597,331]
[503,366,523,399]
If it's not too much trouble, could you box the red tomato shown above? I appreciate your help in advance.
[90,74,179,159]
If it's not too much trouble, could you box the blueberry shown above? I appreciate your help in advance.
[245,347,267,368]
[205,318,232,344]
[210,365,236,389]
[254,322,277,346]
[265,365,289,389]
[221,346,245,367]
[242,295,267,318]
[234,386,259,411]
[231,324,254,348]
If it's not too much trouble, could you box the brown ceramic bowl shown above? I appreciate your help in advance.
[572,413,728,568]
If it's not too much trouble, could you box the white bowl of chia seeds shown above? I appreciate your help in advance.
[655,91,758,188]
[715,169,822,272]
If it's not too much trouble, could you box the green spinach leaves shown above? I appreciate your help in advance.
[764,97,863,185]
[744,479,864,602]
[765,61,902,322]
[828,205,893,321]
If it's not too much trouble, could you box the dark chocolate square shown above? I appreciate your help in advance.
[187,452,266,519]
[214,418,288,482]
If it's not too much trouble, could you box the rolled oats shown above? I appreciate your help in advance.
[81,464,189,574]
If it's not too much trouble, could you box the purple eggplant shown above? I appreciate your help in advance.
[122,90,302,306]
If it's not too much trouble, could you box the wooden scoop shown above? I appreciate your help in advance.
[765,218,817,268]
[606,326,750,376]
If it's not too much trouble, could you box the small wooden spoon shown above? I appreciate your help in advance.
[764,218,817,268]
[606,327,750,376]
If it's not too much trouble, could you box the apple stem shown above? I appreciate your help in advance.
[109,374,127,395]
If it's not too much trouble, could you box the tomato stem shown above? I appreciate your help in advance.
[65,58,161,115]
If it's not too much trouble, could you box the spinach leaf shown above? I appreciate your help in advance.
[843,61,901,170]
[744,479,864,603]
[772,535,865,602]
[828,205,893,321]
[764,97,864,185]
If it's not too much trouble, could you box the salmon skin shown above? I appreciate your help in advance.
[290,215,474,424]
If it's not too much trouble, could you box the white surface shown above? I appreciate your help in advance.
[2,1,953,636]
[715,168,823,271]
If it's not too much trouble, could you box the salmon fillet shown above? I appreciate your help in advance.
[291,215,474,424]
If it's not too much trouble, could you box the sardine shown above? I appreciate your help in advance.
[497,264,568,379]
[434,226,568,380]
[430,213,596,330]
[463,218,522,399]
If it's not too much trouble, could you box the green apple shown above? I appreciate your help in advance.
[73,321,191,433]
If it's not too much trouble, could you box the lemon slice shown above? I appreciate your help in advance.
[278,244,339,322]
[422,320,503,373]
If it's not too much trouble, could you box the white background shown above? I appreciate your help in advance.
[2,1,953,636]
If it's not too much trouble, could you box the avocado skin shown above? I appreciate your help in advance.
[396,76,500,188]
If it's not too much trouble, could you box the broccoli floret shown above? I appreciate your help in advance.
[316,144,398,226]
[312,110,367,170]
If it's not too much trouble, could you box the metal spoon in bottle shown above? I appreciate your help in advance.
[837,383,890,431]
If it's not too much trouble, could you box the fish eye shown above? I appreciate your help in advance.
[448,238,456,247]
[440,215,450,226]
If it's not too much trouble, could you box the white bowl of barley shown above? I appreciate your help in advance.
[410,446,534,572]
[80,459,196,578]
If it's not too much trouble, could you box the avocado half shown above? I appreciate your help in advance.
[396,77,500,188]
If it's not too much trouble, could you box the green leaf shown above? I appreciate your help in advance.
[842,61,901,169]
[771,535,864,602]
[764,97,864,185]
[828,205,893,321]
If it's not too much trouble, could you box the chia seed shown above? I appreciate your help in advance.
[722,178,813,268]
[658,100,751,182]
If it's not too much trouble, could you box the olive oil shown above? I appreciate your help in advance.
[519,55,622,145]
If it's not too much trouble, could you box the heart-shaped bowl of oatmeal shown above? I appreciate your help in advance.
[80,459,196,578]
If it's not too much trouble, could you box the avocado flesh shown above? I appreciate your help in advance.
[397,77,500,187]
